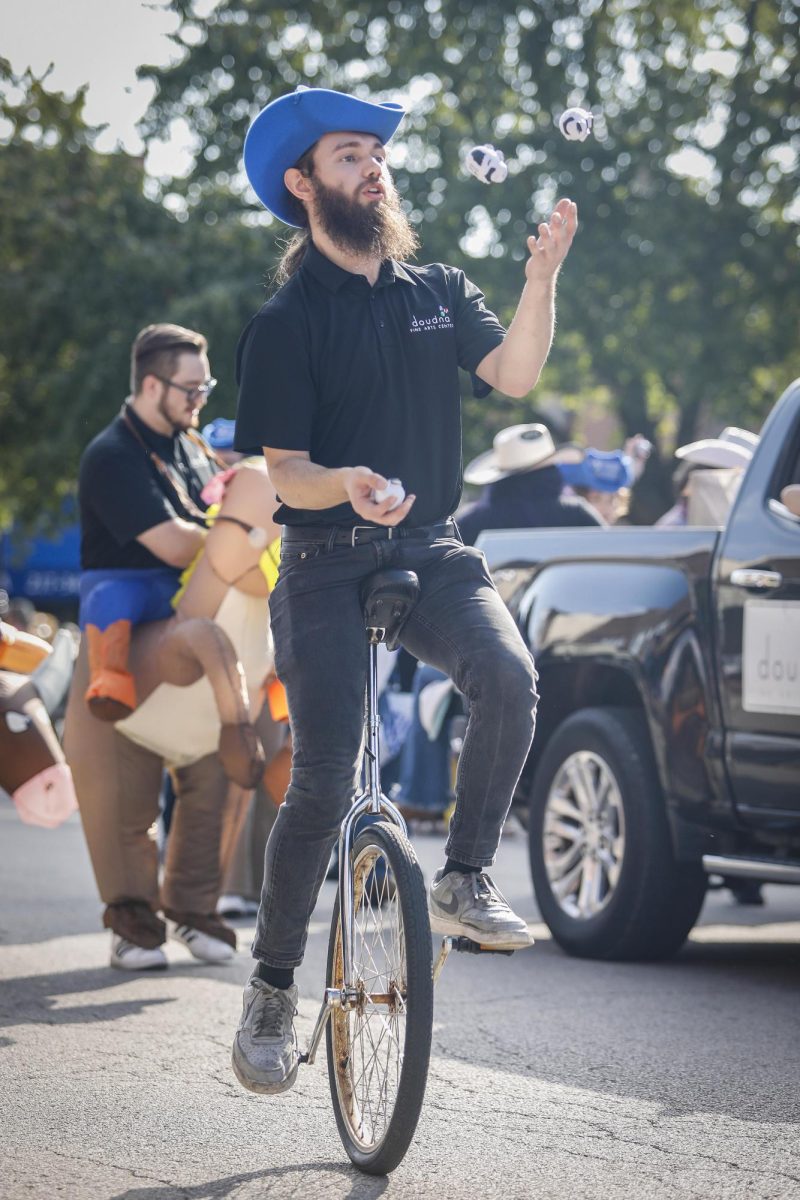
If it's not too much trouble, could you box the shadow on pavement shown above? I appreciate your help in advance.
[0,964,178,1033]
[431,932,800,1126]
[110,1161,390,1200]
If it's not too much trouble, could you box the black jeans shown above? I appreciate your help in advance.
[253,528,539,968]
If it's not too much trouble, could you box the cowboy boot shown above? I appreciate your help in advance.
[85,619,137,721]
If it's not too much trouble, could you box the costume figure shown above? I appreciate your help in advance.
[64,323,273,969]
[0,621,77,828]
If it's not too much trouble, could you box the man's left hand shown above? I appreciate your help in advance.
[525,198,578,283]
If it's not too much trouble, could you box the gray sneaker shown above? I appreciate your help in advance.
[231,976,299,1095]
[429,869,534,949]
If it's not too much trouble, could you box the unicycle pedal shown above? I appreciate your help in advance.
[451,935,515,956]
[432,933,530,983]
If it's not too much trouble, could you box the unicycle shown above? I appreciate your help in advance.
[300,568,434,1174]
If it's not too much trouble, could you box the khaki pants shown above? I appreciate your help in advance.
[64,641,232,916]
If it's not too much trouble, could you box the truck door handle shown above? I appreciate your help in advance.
[730,568,783,590]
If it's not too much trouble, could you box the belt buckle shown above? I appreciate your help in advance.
[350,525,373,548]
[351,524,395,547]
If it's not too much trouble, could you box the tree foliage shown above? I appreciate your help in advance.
[0,60,266,527]
[140,0,800,513]
[1,3,798,527]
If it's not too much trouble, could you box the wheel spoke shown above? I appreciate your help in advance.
[564,758,593,815]
[546,839,584,877]
[545,815,584,844]
[551,856,584,901]
[548,791,583,823]
[577,857,603,914]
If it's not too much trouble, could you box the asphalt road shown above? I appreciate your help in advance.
[2,805,800,1200]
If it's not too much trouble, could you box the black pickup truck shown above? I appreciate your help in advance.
[478,379,800,961]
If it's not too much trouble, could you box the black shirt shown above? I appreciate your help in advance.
[233,243,506,527]
[455,466,604,546]
[79,405,217,570]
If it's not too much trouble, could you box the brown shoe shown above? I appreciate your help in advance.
[103,900,166,949]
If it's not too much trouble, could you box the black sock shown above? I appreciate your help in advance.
[256,961,295,990]
[442,858,474,878]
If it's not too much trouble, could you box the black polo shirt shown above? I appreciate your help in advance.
[79,404,217,570]
[233,243,506,527]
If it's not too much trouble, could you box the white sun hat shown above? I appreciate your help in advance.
[675,426,759,470]
[464,423,583,486]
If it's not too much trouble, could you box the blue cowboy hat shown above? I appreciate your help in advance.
[559,449,635,493]
[243,86,406,227]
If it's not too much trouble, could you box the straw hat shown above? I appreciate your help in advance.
[464,424,582,485]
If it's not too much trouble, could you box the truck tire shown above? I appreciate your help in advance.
[528,706,707,961]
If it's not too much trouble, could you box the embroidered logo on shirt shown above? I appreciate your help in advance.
[409,305,454,333]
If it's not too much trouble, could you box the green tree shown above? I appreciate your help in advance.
[141,0,800,515]
[0,61,265,527]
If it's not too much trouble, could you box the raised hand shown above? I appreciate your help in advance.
[525,198,578,283]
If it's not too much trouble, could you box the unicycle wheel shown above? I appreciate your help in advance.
[326,820,433,1174]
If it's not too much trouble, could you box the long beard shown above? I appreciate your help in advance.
[311,177,419,262]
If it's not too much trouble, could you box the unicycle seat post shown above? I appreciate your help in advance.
[364,634,383,812]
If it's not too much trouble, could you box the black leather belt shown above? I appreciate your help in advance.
[282,519,457,548]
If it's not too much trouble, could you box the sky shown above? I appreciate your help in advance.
[1,0,215,176]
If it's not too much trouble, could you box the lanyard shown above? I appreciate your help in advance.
[120,405,226,522]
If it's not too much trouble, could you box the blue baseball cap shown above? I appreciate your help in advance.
[243,86,406,227]
[559,449,635,493]
[202,417,237,451]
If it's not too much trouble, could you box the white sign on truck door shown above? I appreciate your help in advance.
[742,600,800,715]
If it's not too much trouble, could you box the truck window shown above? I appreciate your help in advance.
[771,444,800,523]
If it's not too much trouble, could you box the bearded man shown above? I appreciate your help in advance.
[231,87,578,1095]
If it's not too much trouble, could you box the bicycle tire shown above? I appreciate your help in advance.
[325,820,433,1174]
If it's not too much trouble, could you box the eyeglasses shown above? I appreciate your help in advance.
[152,373,217,402]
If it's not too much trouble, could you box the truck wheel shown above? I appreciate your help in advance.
[528,707,707,961]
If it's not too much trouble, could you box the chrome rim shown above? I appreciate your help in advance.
[331,845,406,1152]
[543,750,626,919]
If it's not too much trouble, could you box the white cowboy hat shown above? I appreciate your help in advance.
[675,426,759,470]
[464,424,583,486]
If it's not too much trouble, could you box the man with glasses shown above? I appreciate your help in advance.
[64,323,238,970]
[75,324,218,717]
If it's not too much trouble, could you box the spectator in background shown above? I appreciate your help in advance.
[559,446,637,525]
[455,423,603,544]
[656,426,759,527]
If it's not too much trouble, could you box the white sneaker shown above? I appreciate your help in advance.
[232,977,299,1095]
[216,894,260,918]
[429,869,535,949]
[170,922,236,963]
[110,935,168,971]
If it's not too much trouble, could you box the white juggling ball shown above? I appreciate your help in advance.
[465,144,508,185]
[558,107,594,142]
[372,479,406,511]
